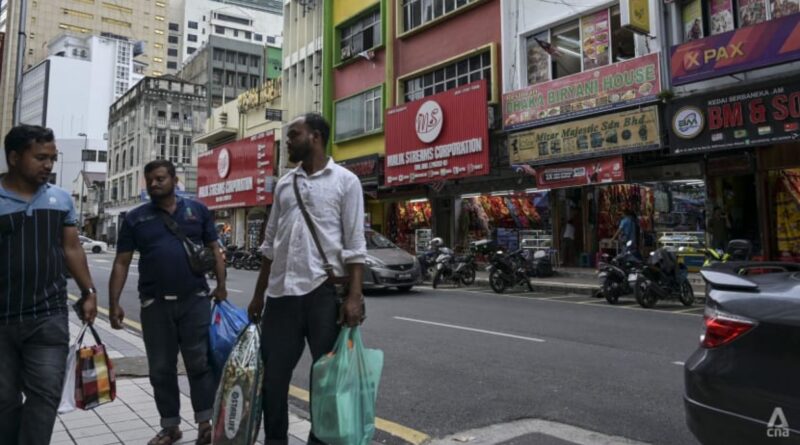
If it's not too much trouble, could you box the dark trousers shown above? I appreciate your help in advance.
[0,313,69,445]
[141,294,215,428]
[261,283,340,445]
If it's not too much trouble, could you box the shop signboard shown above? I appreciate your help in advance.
[669,79,800,154]
[621,0,651,35]
[197,131,274,209]
[385,80,489,186]
[535,156,625,189]
[670,13,800,85]
[509,105,661,165]
[581,9,611,71]
[503,53,661,130]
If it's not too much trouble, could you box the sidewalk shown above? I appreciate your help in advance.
[53,311,310,445]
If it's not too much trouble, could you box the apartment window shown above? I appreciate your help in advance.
[239,74,248,88]
[103,2,132,14]
[225,51,235,63]
[340,9,381,61]
[115,153,120,172]
[121,150,127,169]
[187,47,196,54]
[167,61,178,69]
[215,25,225,34]
[254,33,263,41]
[212,69,223,84]
[403,0,476,32]
[98,151,107,162]
[102,17,132,28]
[251,75,259,88]
[233,29,239,38]
[238,54,248,65]
[129,146,135,167]
[117,44,131,64]
[168,48,178,56]
[82,150,97,162]
[187,34,197,42]
[525,32,550,85]
[216,13,251,26]
[225,72,234,86]
[678,0,786,42]
[156,131,166,159]
[127,175,133,200]
[168,35,179,44]
[182,136,192,164]
[169,135,179,163]
[244,31,252,40]
[213,48,224,61]
[61,8,93,19]
[169,22,179,31]
[115,66,129,80]
[251,56,260,67]
[335,86,382,141]
[403,51,490,102]
[551,21,581,79]
[188,21,198,29]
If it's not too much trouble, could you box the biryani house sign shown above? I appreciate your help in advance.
[385,80,490,185]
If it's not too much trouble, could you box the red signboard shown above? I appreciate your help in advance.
[197,131,274,209]
[536,156,625,189]
[385,80,489,186]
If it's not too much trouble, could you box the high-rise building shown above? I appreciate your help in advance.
[0,0,171,147]
[213,0,283,15]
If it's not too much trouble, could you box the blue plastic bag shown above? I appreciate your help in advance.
[209,300,249,380]
[311,327,383,445]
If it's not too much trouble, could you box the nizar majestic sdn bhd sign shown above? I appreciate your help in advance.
[384,80,490,186]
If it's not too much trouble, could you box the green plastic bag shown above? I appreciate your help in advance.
[311,327,384,445]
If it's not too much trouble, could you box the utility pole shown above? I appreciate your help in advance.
[78,132,88,232]
[12,0,28,126]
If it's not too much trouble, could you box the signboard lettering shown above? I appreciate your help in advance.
[536,156,625,189]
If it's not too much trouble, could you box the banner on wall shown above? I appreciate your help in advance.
[581,9,611,71]
[535,156,625,189]
[509,105,661,165]
[670,13,800,85]
[503,53,661,130]
[197,131,274,209]
[384,80,489,186]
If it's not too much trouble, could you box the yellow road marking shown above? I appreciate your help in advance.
[75,295,431,444]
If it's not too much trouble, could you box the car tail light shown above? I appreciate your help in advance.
[701,306,756,348]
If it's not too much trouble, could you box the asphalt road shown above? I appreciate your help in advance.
[74,251,703,445]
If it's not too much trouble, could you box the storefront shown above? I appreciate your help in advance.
[668,78,800,261]
[384,80,491,254]
[196,131,275,249]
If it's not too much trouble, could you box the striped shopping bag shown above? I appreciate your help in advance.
[74,325,117,410]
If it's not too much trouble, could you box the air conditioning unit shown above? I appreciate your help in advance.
[341,45,352,59]
[219,112,228,126]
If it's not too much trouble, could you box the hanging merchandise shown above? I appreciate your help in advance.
[597,184,654,243]
[387,201,432,253]
[776,170,800,260]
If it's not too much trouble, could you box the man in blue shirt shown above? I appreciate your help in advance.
[108,160,226,445]
[613,209,640,252]
[0,125,98,445]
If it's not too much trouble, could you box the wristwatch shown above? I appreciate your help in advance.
[81,287,97,298]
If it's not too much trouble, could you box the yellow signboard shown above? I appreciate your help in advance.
[238,77,282,112]
[509,106,661,164]
[622,0,651,35]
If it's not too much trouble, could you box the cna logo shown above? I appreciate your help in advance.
[217,148,231,179]
[673,106,704,139]
[415,100,444,144]
[767,407,790,438]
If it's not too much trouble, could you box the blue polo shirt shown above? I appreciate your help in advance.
[0,177,76,325]
[117,196,217,298]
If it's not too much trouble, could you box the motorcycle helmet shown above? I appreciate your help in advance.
[429,237,443,248]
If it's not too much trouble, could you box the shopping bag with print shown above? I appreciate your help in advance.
[212,323,264,445]
[311,327,383,445]
[74,324,117,410]
[57,324,87,414]
[209,300,249,381]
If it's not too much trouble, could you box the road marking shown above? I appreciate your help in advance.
[672,361,685,366]
[93,265,138,276]
[673,307,704,314]
[394,316,545,343]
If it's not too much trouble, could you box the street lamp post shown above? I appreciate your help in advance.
[78,132,88,232]
[58,151,65,187]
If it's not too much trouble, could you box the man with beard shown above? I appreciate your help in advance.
[108,160,226,445]
[248,113,366,444]
[0,125,98,445]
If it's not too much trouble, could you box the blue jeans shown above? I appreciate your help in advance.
[141,294,214,428]
[0,313,69,445]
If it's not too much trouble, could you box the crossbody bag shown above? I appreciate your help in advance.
[158,211,217,276]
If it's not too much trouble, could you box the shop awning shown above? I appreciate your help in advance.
[193,127,238,146]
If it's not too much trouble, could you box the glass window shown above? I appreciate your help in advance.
[187,47,196,54]
[403,51,491,102]
[156,131,166,159]
[213,48,224,61]
[238,54,248,65]
[551,20,581,79]
[254,33,263,41]
[168,48,178,56]
[225,51,235,63]
[251,56,260,67]
[188,21,198,29]
[187,34,197,42]
[340,9,381,61]
[212,69,223,84]
[215,25,225,34]
[526,32,550,85]
[335,87,383,141]
[244,31,252,40]
[402,0,475,32]
[98,151,107,162]
[611,6,635,63]
[168,22,179,31]
[239,74,248,88]
[169,134,179,163]
[167,61,177,69]
[182,136,192,164]
[168,35,178,44]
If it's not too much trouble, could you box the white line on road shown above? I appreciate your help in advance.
[394,316,546,343]
[672,361,685,366]
[94,265,138,276]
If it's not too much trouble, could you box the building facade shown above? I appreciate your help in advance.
[102,76,207,244]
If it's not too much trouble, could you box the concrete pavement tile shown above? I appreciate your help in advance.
[50,431,72,442]
[104,418,151,433]
[142,416,162,427]
[60,416,106,429]
[59,409,100,420]
[70,424,112,438]
[288,421,311,439]
[97,412,137,424]
[177,429,198,443]
[180,420,198,431]
[114,426,160,442]
[125,401,158,413]
[92,404,135,417]
[120,394,154,404]
[50,440,75,445]
[288,436,307,445]
[75,433,122,445]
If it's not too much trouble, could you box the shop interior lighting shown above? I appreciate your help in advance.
[408,198,429,203]
[491,190,513,196]
[460,193,481,199]
[555,46,582,58]
[525,188,551,194]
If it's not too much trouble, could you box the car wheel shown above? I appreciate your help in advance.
[489,270,506,293]
[92,246,102,254]
[460,268,476,286]
[397,286,413,292]
[679,280,695,306]
[432,270,442,289]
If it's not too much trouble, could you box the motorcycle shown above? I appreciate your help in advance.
[432,249,476,288]
[417,248,440,281]
[633,248,694,308]
[596,241,642,304]
[487,249,534,294]
[701,239,752,267]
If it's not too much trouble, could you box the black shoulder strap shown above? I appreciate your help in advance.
[293,174,336,281]
[158,210,195,254]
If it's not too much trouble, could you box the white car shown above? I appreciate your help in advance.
[79,236,108,254]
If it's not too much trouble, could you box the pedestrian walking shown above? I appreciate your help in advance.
[613,209,640,252]
[0,125,98,445]
[108,159,227,445]
[709,206,731,250]
[247,113,367,444]
[562,218,576,266]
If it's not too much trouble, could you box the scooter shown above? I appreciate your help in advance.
[633,248,694,308]
[432,249,476,288]
[596,240,642,304]
[487,249,534,294]
[417,248,440,281]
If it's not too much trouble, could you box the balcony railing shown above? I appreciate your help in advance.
[156,117,167,128]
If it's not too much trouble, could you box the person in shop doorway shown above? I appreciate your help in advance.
[709,206,731,250]
[247,113,366,444]
[562,218,576,266]
[0,125,99,445]
[108,159,227,445]
[613,209,640,256]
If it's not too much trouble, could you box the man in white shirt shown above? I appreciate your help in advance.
[247,113,366,444]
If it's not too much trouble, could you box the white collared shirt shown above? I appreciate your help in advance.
[260,158,367,297]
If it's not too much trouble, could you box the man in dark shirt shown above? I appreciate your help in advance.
[108,160,226,445]
[0,125,98,445]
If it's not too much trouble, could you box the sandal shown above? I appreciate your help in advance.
[148,427,183,445]
[196,422,212,445]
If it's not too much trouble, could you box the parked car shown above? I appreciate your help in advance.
[79,235,108,254]
[685,262,800,445]
[363,230,421,291]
